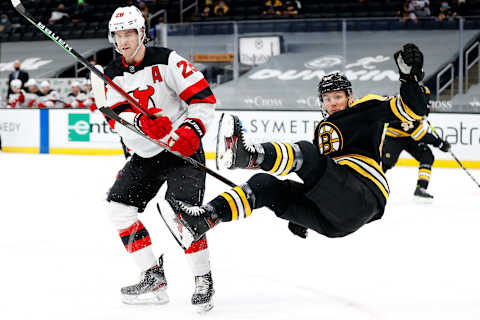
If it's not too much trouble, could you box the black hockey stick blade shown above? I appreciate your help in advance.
[99,106,237,188]
[10,0,154,119]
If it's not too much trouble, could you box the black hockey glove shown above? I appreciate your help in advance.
[394,43,424,82]
[288,222,308,239]
[438,139,451,152]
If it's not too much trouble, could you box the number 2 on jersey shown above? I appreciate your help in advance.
[177,60,198,78]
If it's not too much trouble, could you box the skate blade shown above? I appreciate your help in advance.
[216,113,234,170]
[121,289,169,305]
[413,196,434,204]
[195,301,214,313]
[157,202,195,250]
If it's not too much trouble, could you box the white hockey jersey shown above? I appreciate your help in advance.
[66,91,88,108]
[24,91,42,108]
[8,90,26,108]
[37,89,62,108]
[104,47,216,158]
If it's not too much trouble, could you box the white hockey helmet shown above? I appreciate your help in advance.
[25,79,38,87]
[71,80,81,88]
[10,79,22,88]
[108,6,146,57]
[40,80,50,88]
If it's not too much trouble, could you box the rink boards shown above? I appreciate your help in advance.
[0,109,479,168]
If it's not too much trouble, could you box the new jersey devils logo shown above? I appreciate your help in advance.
[132,85,155,109]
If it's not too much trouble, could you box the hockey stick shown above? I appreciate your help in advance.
[99,106,237,188]
[10,0,155,120]
[427,120,480,189]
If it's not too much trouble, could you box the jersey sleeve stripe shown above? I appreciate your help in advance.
[179,78,210,102]
[185,86,216,105]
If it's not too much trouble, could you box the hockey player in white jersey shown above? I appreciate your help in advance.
[82,79,97,112]
[65,80,87,108]
[37,80,62,108]
[103,5,216,311]
[8,79,26,108]
[24,79,43,108]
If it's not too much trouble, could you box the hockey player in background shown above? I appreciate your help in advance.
[82,79,98,112]
[160,44,430,249]
[65,80,86,108]
[102,5,216,311]
[37,80,61,108]
[8,79,26,108]
[24,79,43,108]
[382,118,451,199]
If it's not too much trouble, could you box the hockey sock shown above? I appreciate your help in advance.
[417,164,431,189]
[119,220,157,270]
[259,142,303,176]
[184,236,211,276]
[209,183,254,222]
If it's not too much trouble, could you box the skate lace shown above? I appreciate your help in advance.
[238,122,255,153]
[178,201,205,217]
[194,275,211,294]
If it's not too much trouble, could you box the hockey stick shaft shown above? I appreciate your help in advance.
[99,106,237,188]
[10,0,155,120]
[427,120,480,188]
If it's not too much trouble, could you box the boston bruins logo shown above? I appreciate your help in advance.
[317,122,343,154]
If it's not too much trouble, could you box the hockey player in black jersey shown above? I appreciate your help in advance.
[102,6,215,312]
[382,119,451,199]
[159,44,429,248]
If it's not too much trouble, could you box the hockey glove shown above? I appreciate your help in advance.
[139,108,173,140]
[394,43,424,82]
[438,139,451,152]
[288,222,308,239]
[169,119,205,157]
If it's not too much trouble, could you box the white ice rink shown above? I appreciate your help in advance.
[1,153,479,320]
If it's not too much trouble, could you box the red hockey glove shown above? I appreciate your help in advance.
[139,108,173,140]
[169,119,205,157]
[89,103,97,112]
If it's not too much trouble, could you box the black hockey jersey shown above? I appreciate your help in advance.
[313,82,429,208]
[104,47,216,158]
[386,119,439,145]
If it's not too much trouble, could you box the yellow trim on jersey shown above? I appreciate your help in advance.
[424,86,431,94]
[220,192,238,220]
[400,96,423,121]
[419,168,431,174]
[269,142,283,173]
[390,97,408,122]
[386,127,411,137]
[418,174,431,181]
[411,123,427,141]
[233,186,252,217]
[333,154,389,201]
[279,143,294,176]
[337,160,389,200]
[347,153,386,174]
[350,94,388,108]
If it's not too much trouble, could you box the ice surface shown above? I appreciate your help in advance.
[0,153,479,320]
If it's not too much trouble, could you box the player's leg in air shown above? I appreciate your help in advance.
[160,114,380,248]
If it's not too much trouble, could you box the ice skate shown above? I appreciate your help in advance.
[121,255,169,305]
[216,113,259,170]
[191,271,215,313]
[157,200,219,250]
[413,186,434,203]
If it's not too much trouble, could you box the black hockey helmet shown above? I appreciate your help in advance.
[318,72,352,102]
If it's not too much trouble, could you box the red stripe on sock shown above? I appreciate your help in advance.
[184,238,208,254]
[125,236,152,253]
[119,221,144,237]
